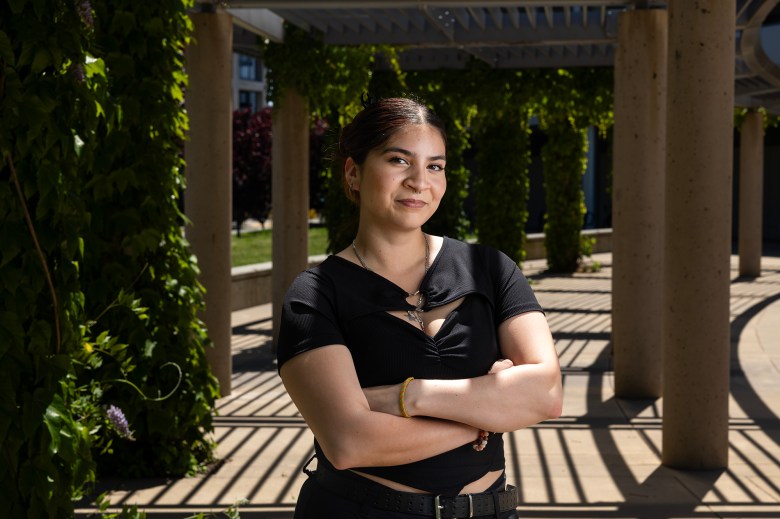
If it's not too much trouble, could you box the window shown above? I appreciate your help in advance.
[238,55,260,81]
[238,91,258,113]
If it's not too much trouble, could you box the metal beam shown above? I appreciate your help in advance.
[223,1,643,8]
[227,8,285,41]
[740,0,780,88]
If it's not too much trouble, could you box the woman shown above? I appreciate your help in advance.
[277,97,562,519]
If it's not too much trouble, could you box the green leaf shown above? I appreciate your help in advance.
[84,56,106,78]
[43,396,66,456]
[7,0,25,14]
[30,47,49,74]
[143,340,156,358]
[0,312,24,340]
[0,31,14,66]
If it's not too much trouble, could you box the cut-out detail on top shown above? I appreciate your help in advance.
[387,296,465,338]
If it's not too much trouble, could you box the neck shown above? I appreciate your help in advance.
[352,229,428,276]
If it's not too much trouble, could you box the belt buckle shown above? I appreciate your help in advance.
[434,493,473,519]
[434,495,443,519]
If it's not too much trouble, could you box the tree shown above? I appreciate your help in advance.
[233,107,273,235]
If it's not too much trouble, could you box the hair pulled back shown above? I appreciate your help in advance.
[338,97,447,203]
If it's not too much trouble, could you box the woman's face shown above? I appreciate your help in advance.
[346,124,447,232]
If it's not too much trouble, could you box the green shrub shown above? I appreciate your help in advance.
[474,112,531,264]
[540,119,591,272]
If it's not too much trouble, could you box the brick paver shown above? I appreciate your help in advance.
[76,253,780,518]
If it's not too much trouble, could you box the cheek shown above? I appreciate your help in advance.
[433,175,447,196]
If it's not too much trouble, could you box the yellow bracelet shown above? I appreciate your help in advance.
[399,377,414,418]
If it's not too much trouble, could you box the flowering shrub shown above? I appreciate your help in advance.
[233,107,273,234]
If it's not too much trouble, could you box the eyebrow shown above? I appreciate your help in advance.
[382,146,446,162]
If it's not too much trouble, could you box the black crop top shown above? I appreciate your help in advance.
[277,237,543,495]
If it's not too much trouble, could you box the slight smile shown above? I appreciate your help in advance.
[397,199,427,208]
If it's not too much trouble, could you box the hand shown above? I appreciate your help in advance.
[473,359,513,452]
[488,358,514,374]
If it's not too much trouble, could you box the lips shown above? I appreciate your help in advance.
[397,199,427,208]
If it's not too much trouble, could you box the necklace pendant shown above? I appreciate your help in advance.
[407,310,425,330]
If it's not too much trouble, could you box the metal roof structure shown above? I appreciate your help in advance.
[224,1,780,112]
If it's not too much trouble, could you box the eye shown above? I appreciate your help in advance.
[389,156,409,165]
[429,163,445,172]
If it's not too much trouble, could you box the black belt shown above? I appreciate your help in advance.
[314,464,518,518]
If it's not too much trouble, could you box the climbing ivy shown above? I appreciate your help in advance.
[82,0,219,478]
[540,119,590,272]
[1,0,218,515]
[534,68,613,272]
[260,26,614,271]
[262,23,379,120]
[262,25,378,253]
[474,110,531,264]
[0,0,98,515]
[405,69,474,240]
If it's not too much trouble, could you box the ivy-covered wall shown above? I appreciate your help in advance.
[1,1,218,516]
[261,26,614,270]
[83,0,219,478]
[0,1,95,514]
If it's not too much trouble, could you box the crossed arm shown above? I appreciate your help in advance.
[279,310,562,471]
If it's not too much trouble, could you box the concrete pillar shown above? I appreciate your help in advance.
[271,89,310,343]
[184,10,233,396]
[583,126,597,229]
[738,110,764,277]
[612,9,667,399]
[663,0,734,469]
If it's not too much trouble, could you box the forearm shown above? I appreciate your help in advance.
[404,363,562,432]
[319,410,477,470]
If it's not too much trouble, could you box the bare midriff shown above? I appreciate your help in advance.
[350,468,504,495]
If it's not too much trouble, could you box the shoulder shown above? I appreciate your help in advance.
[285,256,344,302]
[441,237,516,272]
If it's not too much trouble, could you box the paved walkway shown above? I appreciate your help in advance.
[76,253,780,519]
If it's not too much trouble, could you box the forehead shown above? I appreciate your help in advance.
[383,124,446,152]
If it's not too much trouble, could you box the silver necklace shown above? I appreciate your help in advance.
[351,234,429,330]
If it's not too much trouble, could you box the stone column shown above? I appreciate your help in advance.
[185,10,233,396]
[271,89,310,343]
[612,9,667,398]
[663,0,734,469]
[739,110,764,277]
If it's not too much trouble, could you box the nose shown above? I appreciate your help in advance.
[404,163,429,193]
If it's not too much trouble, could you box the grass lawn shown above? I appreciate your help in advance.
[231,226,330,267]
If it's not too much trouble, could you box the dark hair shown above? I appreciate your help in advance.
[338,97,447,203]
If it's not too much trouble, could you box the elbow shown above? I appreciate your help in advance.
[544,374,564,420]
[546,389,563,420]
[321,445,356,471]
[528,370,563,424]
[319,437,365,470]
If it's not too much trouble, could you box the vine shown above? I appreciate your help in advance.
[540,119,590,272]
[262,25,391,253]
[2,1,219,515]
[5,153,61,351]
[534,68,613,272]
[1,0,97,514]
[82,0,219,478]
[260,28,614,270]
[474,110,531,264]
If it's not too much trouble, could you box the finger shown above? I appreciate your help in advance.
[488,358,514,374]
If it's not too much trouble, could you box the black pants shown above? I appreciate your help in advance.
[293,470,519,519]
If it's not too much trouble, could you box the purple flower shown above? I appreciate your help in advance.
[72,63,85,85]
[106,404,135,440]
[76,0,94,28]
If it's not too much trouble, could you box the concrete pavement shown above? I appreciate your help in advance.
[76,252,780,518]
